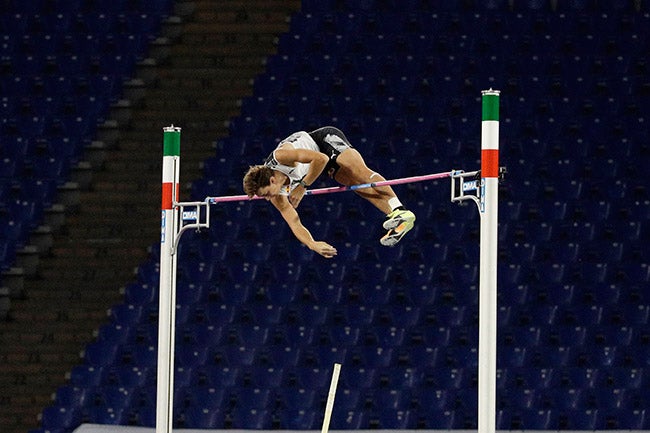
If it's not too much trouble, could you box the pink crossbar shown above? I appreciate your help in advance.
[206,170,454,204]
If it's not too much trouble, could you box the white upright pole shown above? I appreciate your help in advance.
[156,126,181,433]
[478,90,499,433]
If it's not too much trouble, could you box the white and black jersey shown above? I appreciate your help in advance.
[264,126,353,189]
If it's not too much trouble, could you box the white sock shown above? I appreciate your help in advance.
[388,197,403,211]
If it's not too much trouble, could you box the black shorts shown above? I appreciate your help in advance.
[308,126,353,178]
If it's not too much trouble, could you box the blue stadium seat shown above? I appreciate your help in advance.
[182,406,226,429]
[119,344,157,367]
[227,324,269,346]
[68,365,104,387]
[242,304,284,326]
[54,385,88,407]
[544,388,590,411]
[202,304,237,326]
[232,387,273,410]
[184,387,229,408]
[40,406,82,431]
[562,408,600,429]
[561,367,602,389]
[560,304,603,325]
[331,304,375,326]
[589,325,633,346]
[328,326,361,346]
[351,346,394,368]
[414,388,455,413]
[83,340,119,367]
[285,304,329,326]
[416,408,457,429]
[278,409,318,429]
[373,409,417,429]
[364,388,411,412]
[533,345,575,367]
[519,408,559,430]
[276,387,317,410]
[604,408,648,430]
[542,326,587,346]
[295,366,337,389]
[193,366,241,388]
[103,365,151,387]
[584,345,619,367]
[257,344,301,367]
[215,345,257,366]
[605,304,647,325]
[175,344,209,369]
[340,366,378,388]
[606,367,644,389]
[498,346,529,368]
[84,405,128,425]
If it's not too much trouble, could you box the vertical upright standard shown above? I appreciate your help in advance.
[478,89,500,433]
[157,126,181,433]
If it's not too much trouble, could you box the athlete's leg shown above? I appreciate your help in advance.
[333,149,396,214]
[333,148,415,247]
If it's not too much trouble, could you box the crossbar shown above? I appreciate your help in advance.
[205,170,456,204]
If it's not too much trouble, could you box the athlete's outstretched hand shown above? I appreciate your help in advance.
[311,241,337,258]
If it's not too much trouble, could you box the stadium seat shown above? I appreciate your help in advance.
[84,405,128,425]
[328,326,361,346]
[606,367,644,389]
[285,304,329,326]
[519,408,559,430]
[194,366,241,388]
[53,386,88,408]
[276,386,317,411]
[68,365,104,388]
[182,406,226,429]
[416,408,457,429]
[340,366,378,388]
[292,366,336,389]
[562,408,600,430]
[543,325,587,346]
[498,346,529,368]
[82,340,119,367]
[561,367,602,389]
[372,409,417,429]
[278,409,318,429]
[40,406,82,431]
[533,345,575,367]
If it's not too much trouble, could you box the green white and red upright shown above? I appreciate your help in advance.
[479,89,499,433]
[157,126,181,433]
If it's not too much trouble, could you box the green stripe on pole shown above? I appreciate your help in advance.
[481,90,500,121]
[163,126,181,156]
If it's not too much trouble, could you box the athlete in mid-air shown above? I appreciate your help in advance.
[242,126,415,258]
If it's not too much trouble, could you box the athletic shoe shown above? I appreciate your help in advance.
[383,209,416,230]
[380,219,415,247]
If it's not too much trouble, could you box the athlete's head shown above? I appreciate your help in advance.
[243,165,278,199]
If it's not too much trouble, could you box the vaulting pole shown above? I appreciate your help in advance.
[478,89,499,433]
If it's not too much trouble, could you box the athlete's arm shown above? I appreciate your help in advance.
[274,147,329,184]
[270,194,337,258]
[274,148,329,207]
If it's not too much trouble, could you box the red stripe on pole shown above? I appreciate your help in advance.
[162,183,174,209]
[482,149,499,178]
